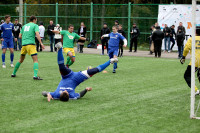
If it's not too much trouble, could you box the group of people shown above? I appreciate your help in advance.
[100,20,140,57]
[150,22,186,58]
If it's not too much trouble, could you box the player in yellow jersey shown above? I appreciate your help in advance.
[180,26,200,95]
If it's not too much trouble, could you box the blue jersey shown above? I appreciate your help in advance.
[0,22,14,39]
[108,32,125,48]
[50,71,88,100]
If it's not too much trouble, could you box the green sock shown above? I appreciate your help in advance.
[68,59,74,66]
[66,56,71,65]
[33,62,39,77]
[12,62,21,75]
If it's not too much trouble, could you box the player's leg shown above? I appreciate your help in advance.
[9,48,14,67]
[112,49,119,73]
[2,48,7,68]
[11,55,26,77]
[67,51,75,67]
[56,43,72,76]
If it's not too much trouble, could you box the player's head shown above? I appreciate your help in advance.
[103,23,107,28]
[133,23,136,27]
[5,15,11,23]
[68,24,74,33]
[30,16,37,23]
[60,90,69,102]
[15,19,18,24]
[196,26,200,36]
[80,22,85,27]
[179,22,183,26]
[50,20,53,25]
[118,24,122,30]
[115,20,119,25]
[112,25,118,33]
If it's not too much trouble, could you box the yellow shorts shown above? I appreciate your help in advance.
[63,48,75,57]
[21,45,37,56]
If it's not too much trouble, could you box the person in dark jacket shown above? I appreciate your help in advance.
[170,25,176,51]
[130,23,140,52]
[118,24,126,57]
[149,25,155,55]
[13,19,22,51]
[177,22,186,35]
[176,29,185,58]
[47,20,55,52]
[100,23,110,55]
[163,24,171,52]
[114,20,119,29]
[77,22,87,53]
[152,26,164,58]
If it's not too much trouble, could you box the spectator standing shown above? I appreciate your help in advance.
[170,25,176,51]
[35,21,45,52]
[47,20,55,52]
[0,20,4,45]
[54,24,62,51]
[177,22,186,35]
[100,23,110,55]
[163,24,171,52]
[176,29,185,58]
[130,23,140,52]
[118,24,126,57]
[114,20,119,29]
[152,26,164,58]
[77,22,87,53]
[13,19,22,51]
[149,25,155,55]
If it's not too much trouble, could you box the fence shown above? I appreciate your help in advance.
[0,3,171,47]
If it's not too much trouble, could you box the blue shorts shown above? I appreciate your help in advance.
[108,47,119,59]
[2,38,14,49]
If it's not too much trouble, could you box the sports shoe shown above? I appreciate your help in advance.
[33,76,43,80]
[110,58,118,64]
[42,91,48,97]
[10,64,14,67]
[55,42,62,49]
[11,74,16,77]
[195,90,200,96]
[113,69,116,73]
[2,65,6,68]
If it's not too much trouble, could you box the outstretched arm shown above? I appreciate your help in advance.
[79,87,92,98]
[47,93,54,102]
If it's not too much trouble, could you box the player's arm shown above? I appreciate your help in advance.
[19,33,22,39]
[78,87,92,99]
[47,93,54,102]
[180,38,191,64]
[101,34,109,39]
[123,39,127,47]
[36,32,45,49]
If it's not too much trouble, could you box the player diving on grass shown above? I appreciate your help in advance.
[51,24,88,68]
[11,16,45,80]
[101,25,127,73]
[42,42,118,102]
[0,15,17,68]
[180,26,200,95]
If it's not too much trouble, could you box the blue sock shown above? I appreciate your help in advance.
[10,53,14,64]
[113,63,117,69]
[97,60,110,72]
[57,48,64,64]
[2,53,5,65]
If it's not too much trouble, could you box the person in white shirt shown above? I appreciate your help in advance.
[36,21,45,52]
[54,24,62,52]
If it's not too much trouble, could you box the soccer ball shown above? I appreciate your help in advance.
[87,66,92,70]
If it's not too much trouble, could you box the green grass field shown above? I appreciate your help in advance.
[1,51,200,133]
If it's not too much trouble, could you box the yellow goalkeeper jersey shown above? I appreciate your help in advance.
[183,36,200,67]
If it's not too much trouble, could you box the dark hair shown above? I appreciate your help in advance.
[68,24,74,28]
[196,26,200,35]
[103,23,107,25]
[5,15,10,19]
[30,16,37,22]
[171,25,175,27]
[115,20,119,24]
[40,21,43,25]
[60,92,69,102]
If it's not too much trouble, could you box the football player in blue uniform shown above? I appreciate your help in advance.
[101,25,127,73]
[42,42,118,102]
[0,15,17,68]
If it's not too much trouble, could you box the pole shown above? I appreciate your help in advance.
[128,2,131,47]
[19,0,23,24]
[90,2,93,41]
[24,3,27,24]
[56,3,58,25]
[190,0,196,119]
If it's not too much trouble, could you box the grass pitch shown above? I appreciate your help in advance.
[0,51,200,133]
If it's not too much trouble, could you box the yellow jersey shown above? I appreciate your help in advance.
[183,36,200,67]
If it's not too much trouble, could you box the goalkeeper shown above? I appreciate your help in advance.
[42,42,118,102]
[180,26,200,95]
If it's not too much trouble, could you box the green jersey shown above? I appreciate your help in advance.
[60,30,80,48]
[20,22,39,46]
